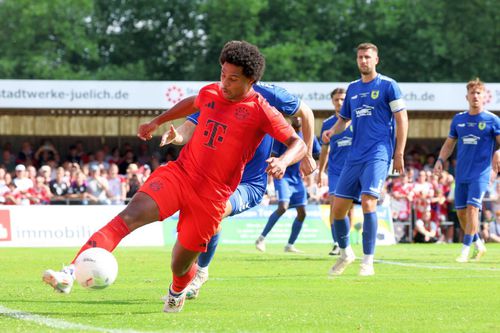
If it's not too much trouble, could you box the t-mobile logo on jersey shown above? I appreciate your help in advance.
[203,119,227,149]
[0,210,12,241]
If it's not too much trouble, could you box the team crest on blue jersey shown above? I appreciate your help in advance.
[478,122,486,130]
[371,90,379,99]
[234,107,250,120]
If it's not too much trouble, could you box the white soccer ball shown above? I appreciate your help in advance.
[74,248,118,290]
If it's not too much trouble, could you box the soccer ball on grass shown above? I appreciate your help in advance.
[74,248,118,289]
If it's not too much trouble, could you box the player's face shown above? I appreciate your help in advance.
[466,87,485,110]
[356,49,379,76]
[220,62,255,102]
[331,93,346,113]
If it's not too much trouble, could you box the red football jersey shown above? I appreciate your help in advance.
[176,83,295,201]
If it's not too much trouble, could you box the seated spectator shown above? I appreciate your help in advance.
[2,183,24,205]
[412,170,434,219]
[125,173,141,201]
[118,150,137,174]
[39,165,52,184]
[414,210,438,243]
[49,167,70,205]
[483,210,500,243]
[86,165,110,205]
[16,141,35,166]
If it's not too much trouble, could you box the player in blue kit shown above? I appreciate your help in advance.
[160,82,316,298]
[318,87,355,256]
[434,78,500,262]
[323,43,408,276]
[255,118,310,253]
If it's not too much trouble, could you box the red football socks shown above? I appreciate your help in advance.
[71,216,131,263]
[171,263,198,293]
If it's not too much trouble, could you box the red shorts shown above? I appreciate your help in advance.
[139,162,226,252]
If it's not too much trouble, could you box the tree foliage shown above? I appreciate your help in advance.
[0,0,498,82]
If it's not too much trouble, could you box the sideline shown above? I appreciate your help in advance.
[0,305,151,333]
[375,259,500,271]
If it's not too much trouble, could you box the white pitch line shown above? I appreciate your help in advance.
[0,305,152,333]
[375,259,500,271]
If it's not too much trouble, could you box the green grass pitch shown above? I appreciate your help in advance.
[1,244,499,333]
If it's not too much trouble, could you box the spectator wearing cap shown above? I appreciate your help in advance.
[13,164,34,192]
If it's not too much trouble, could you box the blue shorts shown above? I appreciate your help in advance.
[454,182,489,210]
[274,177,307,207]
[228,182,266,216]
[328,173,340,196]
[335,159,389,200]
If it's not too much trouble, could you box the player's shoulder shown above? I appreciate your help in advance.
[379,74,397,84]
[322,114,337,125]
[198,82,221,98]
[482,110,499,120]
[453,111,469,120]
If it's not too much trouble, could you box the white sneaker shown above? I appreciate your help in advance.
[328,254,355,276]
[255,238,266,252]
[329,244,340,256]
[162,286,186,313]
[471,247,487,261]
[284,244,303,253]
[185,269,209,300]
[359,263,375,276]
[455,254,468,263]
[42,266,75,294]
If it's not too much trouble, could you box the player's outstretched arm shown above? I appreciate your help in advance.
[160,121,196,147]
[322,117,349,143]
[434,137,457,175]
[294,101,317,176]
[137,96,198,141]
[393,109,408,174]
[265,133,306,179]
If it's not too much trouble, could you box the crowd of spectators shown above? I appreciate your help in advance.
[0,140,177,206]
[1,140,499,244]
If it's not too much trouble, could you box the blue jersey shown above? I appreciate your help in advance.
[449,110,500,183]
[272,132,303,184]
[320,115,353,176]
[340,74,405,163]
[187,82,300,189]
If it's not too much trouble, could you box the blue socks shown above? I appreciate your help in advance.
[362,212,378,255]
[262,210,281,237]
[472,233,479,242]
[288,218,304,244]
[330,222,338,243]
[334,217,350,248]
[463,234,473,246]
[197,233,220,268]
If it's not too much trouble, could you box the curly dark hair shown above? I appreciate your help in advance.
[219,40,266,82]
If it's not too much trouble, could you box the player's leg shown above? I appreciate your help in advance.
[359,194,378,276]
[328,162,360,276]
[285,205,306,253]
[327,173,340,255]
[43,192,160,293]
[164,240,200,313]
[284,181,308,253]
[256,179,290,252]
[357,159,390,276]
[188,184,265,299]
[467,182,488,260]
[164,192,225,312]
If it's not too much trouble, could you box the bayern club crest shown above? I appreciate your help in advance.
[234,107,250,120]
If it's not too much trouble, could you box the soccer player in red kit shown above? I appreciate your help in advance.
[42,40,307,313]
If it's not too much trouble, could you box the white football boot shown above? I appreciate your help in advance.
[42,265,75,294]
[185,269,209,300]
[328,254,356,276]
[162,286,186,313]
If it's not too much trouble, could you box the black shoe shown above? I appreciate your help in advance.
[329,244,340,256]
